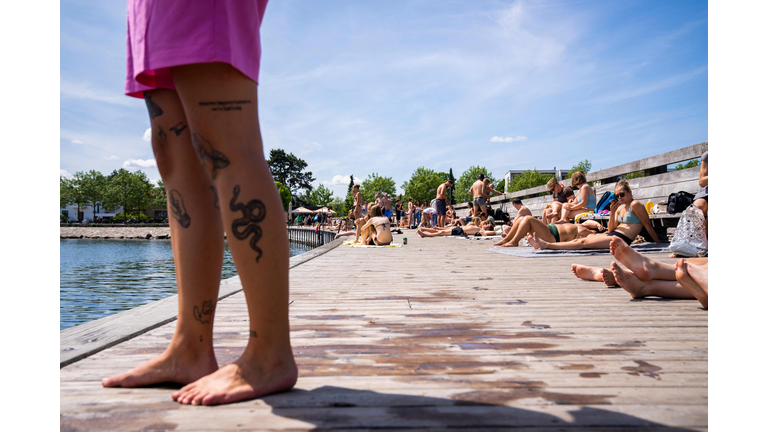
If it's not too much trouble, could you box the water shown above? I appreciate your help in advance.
[60,239,313,330]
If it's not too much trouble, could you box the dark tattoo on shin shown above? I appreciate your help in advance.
[144,95,164,120]
[169,190,191,228]
[230,185,266,263]
[192,133,230,179]
[211,186,220,209]
[193,300,214,324]
[170,122,188,136]
[157,127,167,145]
[249,331,258,338]
[199,100,252,112]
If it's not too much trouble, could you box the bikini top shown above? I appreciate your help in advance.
[576,188,597,209]
[617,205,641,224]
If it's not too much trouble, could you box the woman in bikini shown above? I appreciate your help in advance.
[493,215,606,247]
[417,217,496,238]
[358,205,393,245]
[555,171,596,224]
[528,179,661,250]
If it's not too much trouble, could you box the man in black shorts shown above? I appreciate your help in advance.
[434,180,453,228]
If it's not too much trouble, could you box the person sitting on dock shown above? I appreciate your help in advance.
[357,205,393,245]
[528,180,662,250]
[692,151,708,237]
[493,215,606,247]
[554,171,596,224]
[570,237,708,308]
[542,178,575,224]
[417,217,496,238]
[510,198,531,223]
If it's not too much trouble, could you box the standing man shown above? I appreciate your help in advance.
[353,184,363,222]
[434,180,453,227]
[469,174,488,217]
[380,193,392,222]
[543,178,575,224]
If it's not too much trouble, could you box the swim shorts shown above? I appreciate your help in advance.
[472,197,486,208]
[384,209,392,218]
[606,231,634,245]
[435,199,447,216]
[126,0,269,98]
[547,223,561,243]
[451,227,464,236]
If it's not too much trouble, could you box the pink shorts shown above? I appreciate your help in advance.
[126,0,269,99]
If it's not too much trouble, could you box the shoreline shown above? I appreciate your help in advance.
[60,226,172,240]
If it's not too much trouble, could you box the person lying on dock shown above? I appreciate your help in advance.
[417,217,496,237]
[571,237,708,308]
[493,215,605,247]
[542,178,575,224]
[554,171,596,224]
[527,180,661,250]
[357,205,393,245]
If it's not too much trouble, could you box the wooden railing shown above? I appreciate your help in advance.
[454,141,707,219]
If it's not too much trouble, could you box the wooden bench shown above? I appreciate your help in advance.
[454,141,707,240]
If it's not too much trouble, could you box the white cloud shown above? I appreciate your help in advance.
[490,136,528,142]
[60,78,135,107]
[60,169,71,178]
[123,158,157,169]
[322,175,362,187]
[143,127,152,142]
[104,155,118,160]
[71,139,83,144]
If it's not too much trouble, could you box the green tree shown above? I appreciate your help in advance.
[507,169,553,193]
[454,166,498,204]
[152,180,168,210]
[331,196,345,216]
[674,159,701,171]
[401,167,444,203]
[106,169,154,222]
[447,168,456,205]
[267,149,315,195]
[80,170,107,218]
[567,160,592,177]
[309,183,334,206]
[275,182,292,212]
[60,176,73,210]
[343,175,355,214]
[68,172,90,221]
[625,171,645,180]
[360,173,397,203]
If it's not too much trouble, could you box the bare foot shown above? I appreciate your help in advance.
[676,259,708,309]
[554,218,569,224]
[527,233,541,249]
[493,240,505,246]
[571,264,603,282]
[610,236,652,281]
[501,241,518,247]
[611,262,645,298]
[172,349,298,406]
[102,346,218,388]
[600,268,618,287]
[416,228,425,238]
[686,262,709,294]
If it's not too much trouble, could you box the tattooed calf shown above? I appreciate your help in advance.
[249,331,258,338]
[144,95,164,120]
[192,133,230,179]
[211,186,220,209]
[169,190,191,228]
[157,127,167,146]
[170,122,188,136]
[193,300,214,324]
[230,185,266,262]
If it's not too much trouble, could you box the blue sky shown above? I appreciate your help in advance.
[60,0,707,198]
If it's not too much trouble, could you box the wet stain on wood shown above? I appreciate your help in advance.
[622,360,662,380]
[559,364,594,371]
[457,342,558,350]
[522,321,550,329]
[452,388,615,406]
[580,372,608,378]
[506,300,527,305]
[605,340,646,347]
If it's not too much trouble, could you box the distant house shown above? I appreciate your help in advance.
[60,205,121,222]
[503,169,565,193]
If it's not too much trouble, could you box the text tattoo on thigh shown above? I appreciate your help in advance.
[192,133,230,179]
[169,190,191,228]
[144,95,164,120]
[199,100,252,112]
[170,122,188,136]
[193,300,214,324]
[230,185,266,263]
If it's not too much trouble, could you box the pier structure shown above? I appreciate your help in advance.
[61,233,707,431]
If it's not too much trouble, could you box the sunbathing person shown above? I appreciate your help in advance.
[542,178,575,224]
[357,205,393,245]
[571,237,708,307]
[528,180,661,250]
[417,217,496,237]
[493,215,605,247]
[555,171,596,224]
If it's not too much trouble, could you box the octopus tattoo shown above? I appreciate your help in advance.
[169,189,191,228]
[192,133,230,179]
[230,185,266,263]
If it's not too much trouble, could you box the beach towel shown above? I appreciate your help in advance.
[488,242,670,258]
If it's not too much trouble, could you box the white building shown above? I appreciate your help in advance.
[60,204,120,222]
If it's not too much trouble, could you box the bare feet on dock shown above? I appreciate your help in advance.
[554,219,569,224]
[610,237,652,281]
[676,259,708,308]
[527,233,542,249]
[500,241,518,247]
[416,228,425,238]
[571,264,603,282]
[172,348,298,406]
[600,268,617,287]
[611,262,645,298]
[102,346,218,388]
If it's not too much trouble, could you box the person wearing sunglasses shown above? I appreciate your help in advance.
[543,178,575,224]
[527,179,661,250]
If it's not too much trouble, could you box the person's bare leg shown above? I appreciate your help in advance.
[610,237,674,281]
[169,63,297,406]
[611,262,694,300]
[103,89,222,388]
[530,232,612,250]
[571,264,604,282]
[676,259,708,308]
[494,218,522,246]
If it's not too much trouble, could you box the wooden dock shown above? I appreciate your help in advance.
[60,232,707,431]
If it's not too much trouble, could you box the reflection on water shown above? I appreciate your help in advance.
[60,239,313,330]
